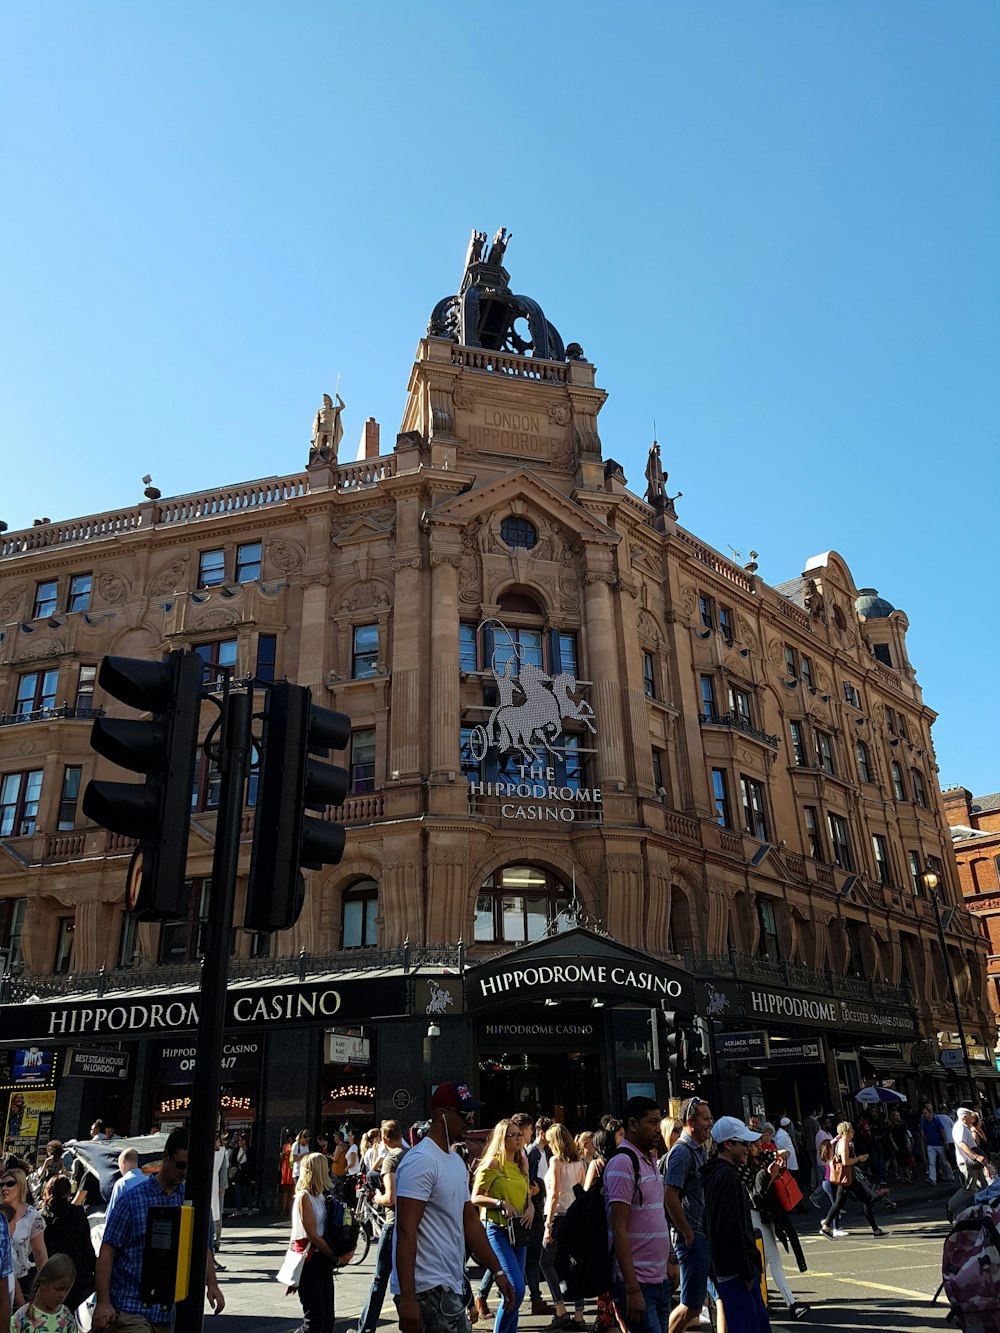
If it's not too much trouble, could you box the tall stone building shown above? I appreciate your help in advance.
[0,234,992,1157]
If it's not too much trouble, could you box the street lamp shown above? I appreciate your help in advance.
[922,868,978,1105]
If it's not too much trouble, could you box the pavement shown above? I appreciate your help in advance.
[208,1177,959,1333]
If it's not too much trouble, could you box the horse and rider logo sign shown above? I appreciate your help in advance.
[464,618,601,823]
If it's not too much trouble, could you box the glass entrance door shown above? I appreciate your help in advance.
[477,1048,604,1132]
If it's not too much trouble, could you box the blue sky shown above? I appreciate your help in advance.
[4,1,998,795]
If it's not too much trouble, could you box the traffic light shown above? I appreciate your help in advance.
[82,651,204,919]
[661,1009,685,1074]
[245,681,350,931]
[685,1018,710,1078]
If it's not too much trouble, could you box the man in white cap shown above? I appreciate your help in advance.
[702,1116,771,1332]
[774,1119,798,1172]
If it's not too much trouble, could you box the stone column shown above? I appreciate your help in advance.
[430,553,462,776]
[389,558,424,778]
[583,572,626,788]
[604,850,644,946]
[426,843,469,945]
[381,838,425,945]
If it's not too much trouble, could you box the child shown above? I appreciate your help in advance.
[12,1253,77,1333]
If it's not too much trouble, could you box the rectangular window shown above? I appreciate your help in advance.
[557,632,578,676]
[68,573,92,613]
[460,727,482,784]
[711,769,731,828]
[804,807,824,860]
[494,627,543,673]
[350,729,376,793]
[873,643,892,667]
[559,735,584,792]
[897,713,909,741]
[740,775,768,841]
[33,580,58,619]
[54,917,75,974]
[119,912,139,968]
[845,921,865,977]
[255,634,277,683]
[198,549,226,587]
[815,731,835,775]
[856,741,871,783]
[57,766,82,831]
[908,850,923,895]
[459,624,479,673]
[719,606,734,644]
[789,721,806,766]
[784,646,798,678]
[0,771,43,837]
[886,710,897,737]
[912,769,927,807]
[800,655,814,688]
[75,665,97,711]
[828,813,854,870]
[159,879,210,963]
[14,669,59,716]
[728,686,752,727]
[699,594,715,630]
[642,651,656,699]
[891,762,906,801]
[872,833,891,885]
[699,675,717,720]
[235,541,262,583]
[195,638,237,687]
[0,899,27,967]
[352,624,379,679]
[757,899,780,960]
[342,893,378,949]
[843,681,861,708]
[651,749,664,793]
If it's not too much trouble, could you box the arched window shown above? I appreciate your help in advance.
[890,761,906,802]
[500,518,538,550]
[474,865,570,944]
[342,879,378,949]
[855,741,871,784]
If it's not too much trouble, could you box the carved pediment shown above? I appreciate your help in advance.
[425,468,619,548]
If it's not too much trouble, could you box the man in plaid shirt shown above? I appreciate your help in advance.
[0,1198,11,1329]
[94,1129,224,1333]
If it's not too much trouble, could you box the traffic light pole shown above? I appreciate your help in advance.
[175,689,252,1333]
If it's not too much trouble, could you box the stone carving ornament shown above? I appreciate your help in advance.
[97,571,129,604]
[0,587,25,622]
[271,540,304,573]
[150,557,188,597]
[16,635,64,661]
[637,610,660,644]
[547,401,570,426]
[194,609,239,630]
[339,581,390,613]
[453,384,475,412]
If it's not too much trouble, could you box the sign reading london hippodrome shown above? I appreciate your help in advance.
[466,619,599,823]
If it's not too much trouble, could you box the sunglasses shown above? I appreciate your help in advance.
[0,1180,16,1189]
[169,1158,189,1171]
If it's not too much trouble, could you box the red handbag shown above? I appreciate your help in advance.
[772,1168,803,1212]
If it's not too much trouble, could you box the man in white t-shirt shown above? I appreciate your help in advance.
[953,1108,989,1194]
[392,1081,514,1333]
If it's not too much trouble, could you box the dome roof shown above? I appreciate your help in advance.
[855,588,895,619]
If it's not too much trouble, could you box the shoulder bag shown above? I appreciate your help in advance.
[829,1150,853,1188]
[276,1242,310,1288]
[771,1167,803,1212]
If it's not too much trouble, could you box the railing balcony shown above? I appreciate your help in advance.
[0,706,104,728]
[699,712,781,749]
[685,950,913,1009]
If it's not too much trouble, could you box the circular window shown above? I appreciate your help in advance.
[500,517,537,550]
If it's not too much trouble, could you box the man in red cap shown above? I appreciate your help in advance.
[392,1081,515,1333]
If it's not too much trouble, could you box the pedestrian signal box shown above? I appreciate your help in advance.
[140,1203,193,1306]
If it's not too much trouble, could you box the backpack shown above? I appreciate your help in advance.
[560,1147,641,1300]
[324,1192,360,1257]
[941,1205,1000,1331]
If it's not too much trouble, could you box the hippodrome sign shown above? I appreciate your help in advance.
[466,619,600,823]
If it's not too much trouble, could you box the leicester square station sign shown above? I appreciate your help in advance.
[0,975,409,1045]
[465,619,600,823]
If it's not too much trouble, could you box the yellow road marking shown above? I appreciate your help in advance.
[797,1273,932,1300]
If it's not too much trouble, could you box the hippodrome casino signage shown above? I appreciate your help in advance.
[0,976,409,1044]
[700,979,918,1040]
[464,619,599,823]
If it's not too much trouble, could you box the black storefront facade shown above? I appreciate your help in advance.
[0,928,974,1191]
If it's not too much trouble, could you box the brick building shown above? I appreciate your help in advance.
[0,234,992,1167]
[945,787,1000,1031]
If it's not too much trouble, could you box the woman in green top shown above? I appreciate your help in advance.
[471,1118,533,1333]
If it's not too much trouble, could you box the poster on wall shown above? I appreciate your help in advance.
[3,1089,57,1159]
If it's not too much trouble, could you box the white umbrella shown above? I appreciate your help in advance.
[854,1085,907,1104]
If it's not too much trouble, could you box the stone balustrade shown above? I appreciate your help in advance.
[449,346,568,382]
[675,530,756,592]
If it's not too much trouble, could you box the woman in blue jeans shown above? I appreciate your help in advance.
[471,1118,532,1333]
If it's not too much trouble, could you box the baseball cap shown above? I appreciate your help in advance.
[431,1081,484,1113]
[710,1115,761,1145]
[780,1117,792,1128]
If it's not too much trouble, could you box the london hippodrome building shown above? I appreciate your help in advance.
[0,237,992,1176]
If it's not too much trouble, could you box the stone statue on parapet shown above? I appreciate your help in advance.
[310,392,345,463]
[487,226,511,266]
[645,441,681,518]
[464,228,488,271]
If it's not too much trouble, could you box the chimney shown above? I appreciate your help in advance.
[941,787,973,827]
[364,417,380,460]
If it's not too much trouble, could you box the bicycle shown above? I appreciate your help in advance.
[347,1189,382,1265]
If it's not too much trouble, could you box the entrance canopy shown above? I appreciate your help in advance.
[467,928,693,1013]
